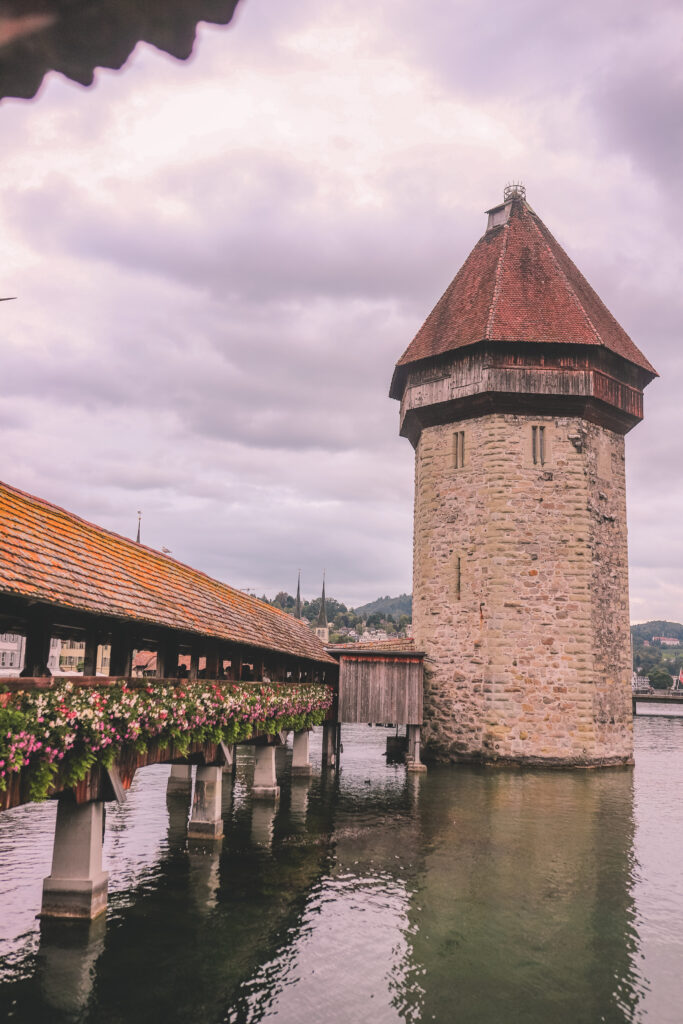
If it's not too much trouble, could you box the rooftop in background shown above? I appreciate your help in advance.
[390,189,656,399]
[0,479,334,664]
[0,0,241,101]
[327,638,422,657]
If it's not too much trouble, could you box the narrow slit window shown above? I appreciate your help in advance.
[455,556,461,601]
[532,425,546,466]
[453,430,466,469]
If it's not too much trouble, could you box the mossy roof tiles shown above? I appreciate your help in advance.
[0,480,334,664]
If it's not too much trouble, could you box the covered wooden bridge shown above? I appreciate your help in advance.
[0,479,337,919]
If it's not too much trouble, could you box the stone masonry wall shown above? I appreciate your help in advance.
[413,413,633,765]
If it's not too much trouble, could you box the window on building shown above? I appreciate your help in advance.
[532,425,546,466]
[1,652,5,666]
[453,430,466,469]
[454,555,462,601]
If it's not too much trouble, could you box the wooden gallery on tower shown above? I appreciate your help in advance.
[390,185,656,766]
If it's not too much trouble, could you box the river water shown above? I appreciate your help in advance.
[1,715,682,1023]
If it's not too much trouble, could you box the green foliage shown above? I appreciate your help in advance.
[631,620,683,645]
[353,593,412,619]
[648,668,674,691]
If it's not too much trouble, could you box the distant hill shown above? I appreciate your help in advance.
[631,621,683,644]
[353,594,412,618]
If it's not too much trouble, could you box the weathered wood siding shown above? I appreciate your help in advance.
[338,656,423,724]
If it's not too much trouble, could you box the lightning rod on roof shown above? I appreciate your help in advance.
[136,510,141,544]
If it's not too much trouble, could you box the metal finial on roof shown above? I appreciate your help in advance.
[136,510,141,544]
[295,571,302,619]
[504,182,526,202]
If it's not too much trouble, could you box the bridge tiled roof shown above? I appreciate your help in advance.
[0,0,241,101]
[327,639,422,656]
[390,195,656,398]
[0,480,334,664]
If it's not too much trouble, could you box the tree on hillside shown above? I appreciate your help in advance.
[648,668,674,691]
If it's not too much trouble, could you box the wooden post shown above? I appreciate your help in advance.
[20,610,53,677]
[109,626,132,677]
[157,637,179,678]
[204,643,219,680]
[82,629,99,677]
[322,722,336,768]
[189,643,199,681]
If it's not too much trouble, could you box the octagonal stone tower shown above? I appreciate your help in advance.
[390,187,657,766]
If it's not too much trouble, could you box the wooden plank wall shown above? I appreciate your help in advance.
[338,657,423,724]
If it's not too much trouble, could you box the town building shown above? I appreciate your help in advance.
[390,185,656,766]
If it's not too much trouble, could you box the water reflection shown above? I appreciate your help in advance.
[2,722,683,1022]
[38,917,106,1016]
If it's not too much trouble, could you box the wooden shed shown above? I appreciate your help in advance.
[328,640,424,725]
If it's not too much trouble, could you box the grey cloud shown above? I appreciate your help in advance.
[7,158,473,310]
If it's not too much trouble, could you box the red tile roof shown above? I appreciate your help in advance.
[0,480,334,664]
[391,196,655,397]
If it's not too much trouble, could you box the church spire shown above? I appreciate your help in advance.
[295,571,302,619]
[317,571,327,628]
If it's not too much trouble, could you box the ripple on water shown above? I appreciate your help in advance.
[1,721,683,1023]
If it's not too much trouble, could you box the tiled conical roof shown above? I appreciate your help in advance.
[391,195,655,397]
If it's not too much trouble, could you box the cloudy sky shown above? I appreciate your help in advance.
[0,0,681,617]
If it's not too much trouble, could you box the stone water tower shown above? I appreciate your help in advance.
[390,186,656,765]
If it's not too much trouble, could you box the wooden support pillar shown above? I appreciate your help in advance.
[157,637,179,679]
[189,643,199,681]
[109,626,132,677]
[82,629,99,677]
[253,655,264,682]
[42,796,108,919]
[252,745,279,799]
[291,730,312,776]
[406,725,427,773]
[204,644,219,680]
[20,610,53,677]
[188,766,223,839]
[322,722,336,769]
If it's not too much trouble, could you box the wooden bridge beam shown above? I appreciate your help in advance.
[109,625,132,677]
[82,627,99,677]
[19,608,53,677]
[157,636,179,678]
